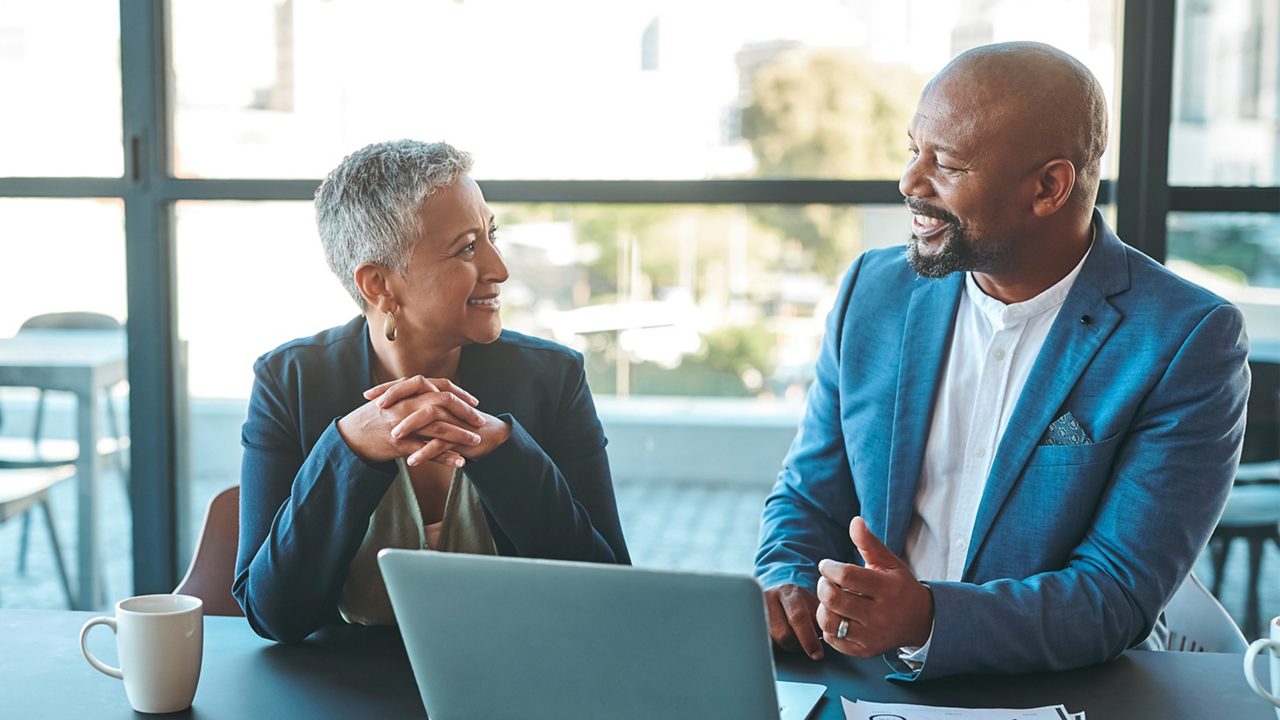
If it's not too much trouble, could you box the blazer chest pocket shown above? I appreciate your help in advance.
[1025,431,1121,468]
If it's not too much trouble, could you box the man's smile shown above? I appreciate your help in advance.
[911,213,951,240]
[905,197,959,242]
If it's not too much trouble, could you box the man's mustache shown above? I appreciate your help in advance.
[904,197,959,226]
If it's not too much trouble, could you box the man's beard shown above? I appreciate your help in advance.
[904,199,1010,279]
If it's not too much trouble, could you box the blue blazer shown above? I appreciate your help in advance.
[233,317,630,642]
[755,211,1250,679]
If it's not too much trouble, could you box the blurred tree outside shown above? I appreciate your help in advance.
[740,47,924,276]
[500,203,701,299]
[499,203,788,396]
[581,324,775,397]
[1168,219,1280,287]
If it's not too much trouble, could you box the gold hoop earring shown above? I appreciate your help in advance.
[383,309,397,342]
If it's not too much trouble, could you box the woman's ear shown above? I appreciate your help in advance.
[353,262,397,312]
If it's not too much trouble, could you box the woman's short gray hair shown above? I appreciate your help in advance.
[315,139,474,309]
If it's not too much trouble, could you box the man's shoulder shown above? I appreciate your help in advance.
[1117,243,1238,320]
[856,245,914,279]
[838,245,922,299]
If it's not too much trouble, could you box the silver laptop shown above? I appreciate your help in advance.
[378,549,825,720]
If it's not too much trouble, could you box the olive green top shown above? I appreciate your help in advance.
[338,459,497,626]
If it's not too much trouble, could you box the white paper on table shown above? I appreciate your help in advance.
[842,697,1085,720]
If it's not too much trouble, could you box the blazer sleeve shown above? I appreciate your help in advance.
[232,357,398,643]
[754,256,864,592]
[462,350,631,565]
[897,303,1250,680]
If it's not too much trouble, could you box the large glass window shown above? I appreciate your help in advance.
[0,2,122,177]
[1170,0,1280,185]
[169,0,1120,181]
[0,198,130,610]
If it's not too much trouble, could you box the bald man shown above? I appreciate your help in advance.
[754,42,1250,680]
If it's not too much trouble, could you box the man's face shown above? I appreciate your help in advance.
[898,77,1039,279]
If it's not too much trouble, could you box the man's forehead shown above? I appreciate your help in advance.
[910,95,978,145]
[922,72,992,114]
[913,75,1018,140]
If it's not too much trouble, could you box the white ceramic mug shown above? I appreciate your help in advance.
[80,594,204,714]
[1245,615,1280,719]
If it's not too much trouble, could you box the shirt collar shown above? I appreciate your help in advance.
[964,221,1096,330]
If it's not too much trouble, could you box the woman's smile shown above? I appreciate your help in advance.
[466,293,501,311]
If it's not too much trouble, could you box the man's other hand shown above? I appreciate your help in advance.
[763,584,823,661]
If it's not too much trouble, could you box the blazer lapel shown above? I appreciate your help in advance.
[883,273,963,555]
[963,215,1131,577]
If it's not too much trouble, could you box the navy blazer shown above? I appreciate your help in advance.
[233,317,630,642]
[756,211,1250,679]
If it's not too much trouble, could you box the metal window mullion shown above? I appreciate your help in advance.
[1116,0,1177,262]
[1169,186,1280,213]
[120,0,183,596]
[158,178,912,205]
[0,178,125,197]
[153,178,1117,207]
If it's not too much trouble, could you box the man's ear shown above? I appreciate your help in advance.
[353,262,397,312]
[1031,158,1076,217]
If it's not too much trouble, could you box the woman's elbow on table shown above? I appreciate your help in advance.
[232,575,322,644]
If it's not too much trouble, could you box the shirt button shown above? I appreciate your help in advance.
[974,447,986,459]
[953,538,966,549]
[993,349,1006,361]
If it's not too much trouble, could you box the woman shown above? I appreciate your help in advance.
[233,140,630,643]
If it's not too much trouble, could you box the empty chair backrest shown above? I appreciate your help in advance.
[174,486,244,617]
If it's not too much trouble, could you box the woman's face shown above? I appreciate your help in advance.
[394,175,508,349]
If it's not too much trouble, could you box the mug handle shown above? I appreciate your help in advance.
[1244,638,1280,706]
[79,616,123,680]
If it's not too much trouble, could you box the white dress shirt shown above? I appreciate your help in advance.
[899,236,1093,664]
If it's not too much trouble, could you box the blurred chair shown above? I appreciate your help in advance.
[0,466,76,608]
[0,311,130,576]
[174,485,244,617]
[1165,571,1246,653]
[1210,360,1280,640]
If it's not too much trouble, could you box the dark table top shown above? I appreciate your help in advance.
[7,609,1275,719]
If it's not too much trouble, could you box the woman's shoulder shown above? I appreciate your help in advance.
[463,331,586,398]
[478,330,585,368]
[254,316,367,378]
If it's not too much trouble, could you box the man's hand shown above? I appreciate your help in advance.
[763,584,823,661]
[815,516,934,658]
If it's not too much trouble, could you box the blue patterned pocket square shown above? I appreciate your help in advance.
[1041,411,1093,446]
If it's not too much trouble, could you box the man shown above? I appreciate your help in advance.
[754,41,1249,681]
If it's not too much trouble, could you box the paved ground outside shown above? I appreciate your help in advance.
[3,467,1277,645]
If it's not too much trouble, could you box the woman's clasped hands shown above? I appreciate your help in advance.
[337,376,511,468]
